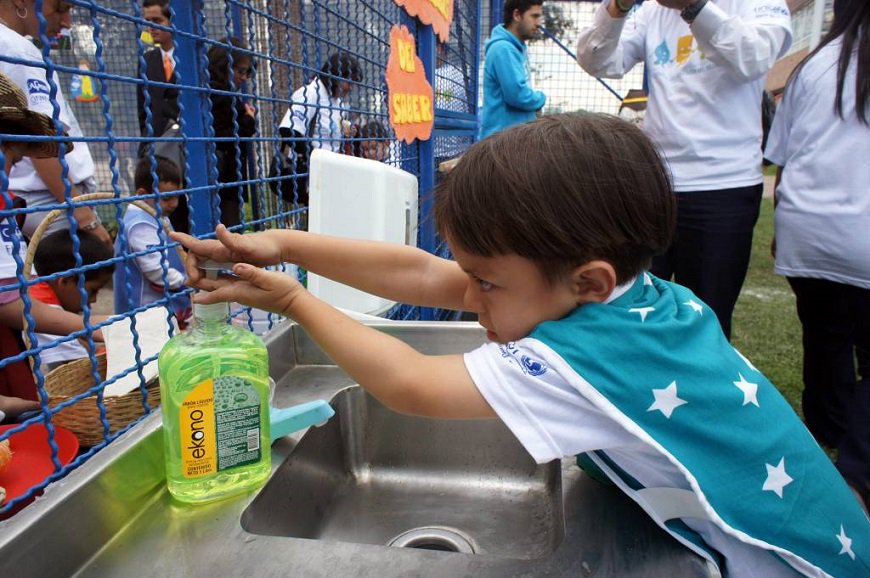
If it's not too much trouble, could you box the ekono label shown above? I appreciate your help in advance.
[180,376,262,478]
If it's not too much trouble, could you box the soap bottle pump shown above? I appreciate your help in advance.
[157,261,272,504]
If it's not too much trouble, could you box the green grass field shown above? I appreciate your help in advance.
[731,197,804,414]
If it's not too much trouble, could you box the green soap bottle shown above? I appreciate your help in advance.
[157,297,271,504]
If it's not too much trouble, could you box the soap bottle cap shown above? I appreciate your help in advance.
[194,260,234,322]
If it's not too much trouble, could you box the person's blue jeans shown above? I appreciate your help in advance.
[651,184,763,340]
[788,276,870,495]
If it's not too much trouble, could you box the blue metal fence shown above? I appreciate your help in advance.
[0,0,479,515]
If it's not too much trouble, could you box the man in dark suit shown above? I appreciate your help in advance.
[138,0,188,233]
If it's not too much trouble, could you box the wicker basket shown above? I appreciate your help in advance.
[43,352,160,446]
[22,193,181,446]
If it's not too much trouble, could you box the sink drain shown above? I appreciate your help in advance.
[387,526,477,554]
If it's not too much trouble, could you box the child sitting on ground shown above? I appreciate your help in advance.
[173,114,869,577]
[114,156,189,322]
[31,229,114,373]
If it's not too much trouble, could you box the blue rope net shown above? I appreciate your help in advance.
[0,0,482,515]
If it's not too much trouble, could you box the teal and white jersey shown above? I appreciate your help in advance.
[465,274,869,577]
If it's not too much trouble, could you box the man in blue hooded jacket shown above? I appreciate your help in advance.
[480,0,547,139]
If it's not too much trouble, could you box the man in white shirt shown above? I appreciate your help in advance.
[576,0,792,339]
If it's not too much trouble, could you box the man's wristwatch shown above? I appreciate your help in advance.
[613,0,634,15]
[80,212,102,232]
[680,0,709,24]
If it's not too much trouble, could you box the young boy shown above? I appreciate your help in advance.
[31,229,114,373]
[114,156,189,320]
[173,114,869,577]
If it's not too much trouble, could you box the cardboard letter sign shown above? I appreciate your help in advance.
[386,25,434,144]
[394,0,454,44]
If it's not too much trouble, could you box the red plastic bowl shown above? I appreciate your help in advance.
[0,423,79,516]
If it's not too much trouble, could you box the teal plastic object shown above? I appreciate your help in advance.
[269,401,335,443]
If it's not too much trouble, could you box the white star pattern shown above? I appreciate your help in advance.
[837,525,856,560]
[684,299,704,315]
[643,273,653,285]
[734,348,759,373]
[630,307,656,322]
[762,457,793,498]
[733,373,760,407]
[647,381,687,419]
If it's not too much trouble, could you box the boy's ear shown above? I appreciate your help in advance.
[569,261,617,304]
[135,187,147,197]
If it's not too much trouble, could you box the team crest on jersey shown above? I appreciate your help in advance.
[520,355,547,376]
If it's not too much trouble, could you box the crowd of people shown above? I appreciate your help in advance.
[2,0,868,573]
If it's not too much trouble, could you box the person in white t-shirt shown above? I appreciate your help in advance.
[576,0,792,339]
[274,53,362,207]
[0,69,105,406]
[764,0,870,513]
[174,115,870,577]
[0,0,109,246]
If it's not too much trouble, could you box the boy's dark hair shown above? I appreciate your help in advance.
[503,0,544,26]
[143,0,170,20]
[134,155,182,192]
[435,113,675,286]
[317,53,363,97]
[359,120,388,140]
[34,230,115,280]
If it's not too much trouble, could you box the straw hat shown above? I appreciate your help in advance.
[0,71,68,158]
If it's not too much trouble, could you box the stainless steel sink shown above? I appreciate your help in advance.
[242,387,563,559]
[0,321,716,577]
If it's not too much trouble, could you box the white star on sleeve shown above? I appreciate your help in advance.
[647,381,687,418]
[762,457,793,498]
[837,525,856,560]
[733,373,760,407]
[684,299,704,315]
[630,306,655,322]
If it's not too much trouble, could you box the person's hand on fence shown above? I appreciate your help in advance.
[190,262,305,319]
[170,225,285,285]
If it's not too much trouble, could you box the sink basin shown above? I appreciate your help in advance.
[241,386,563,559]
[1,322,713,578]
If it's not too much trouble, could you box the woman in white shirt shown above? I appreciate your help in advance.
[764,0,870,512]
[0,0,109,245]
[274,53,362,206]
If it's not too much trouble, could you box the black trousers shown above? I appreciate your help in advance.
[651,184,763,340]
[788,276,870,493]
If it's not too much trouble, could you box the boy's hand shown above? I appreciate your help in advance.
[170,225,284,285]
[191,263,305,318]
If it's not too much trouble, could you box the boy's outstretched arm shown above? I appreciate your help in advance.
[193,263,495,419]
[172,226,470,312]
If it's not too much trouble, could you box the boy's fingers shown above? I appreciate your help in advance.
[232,263,270,286]
[183,252,203,283]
